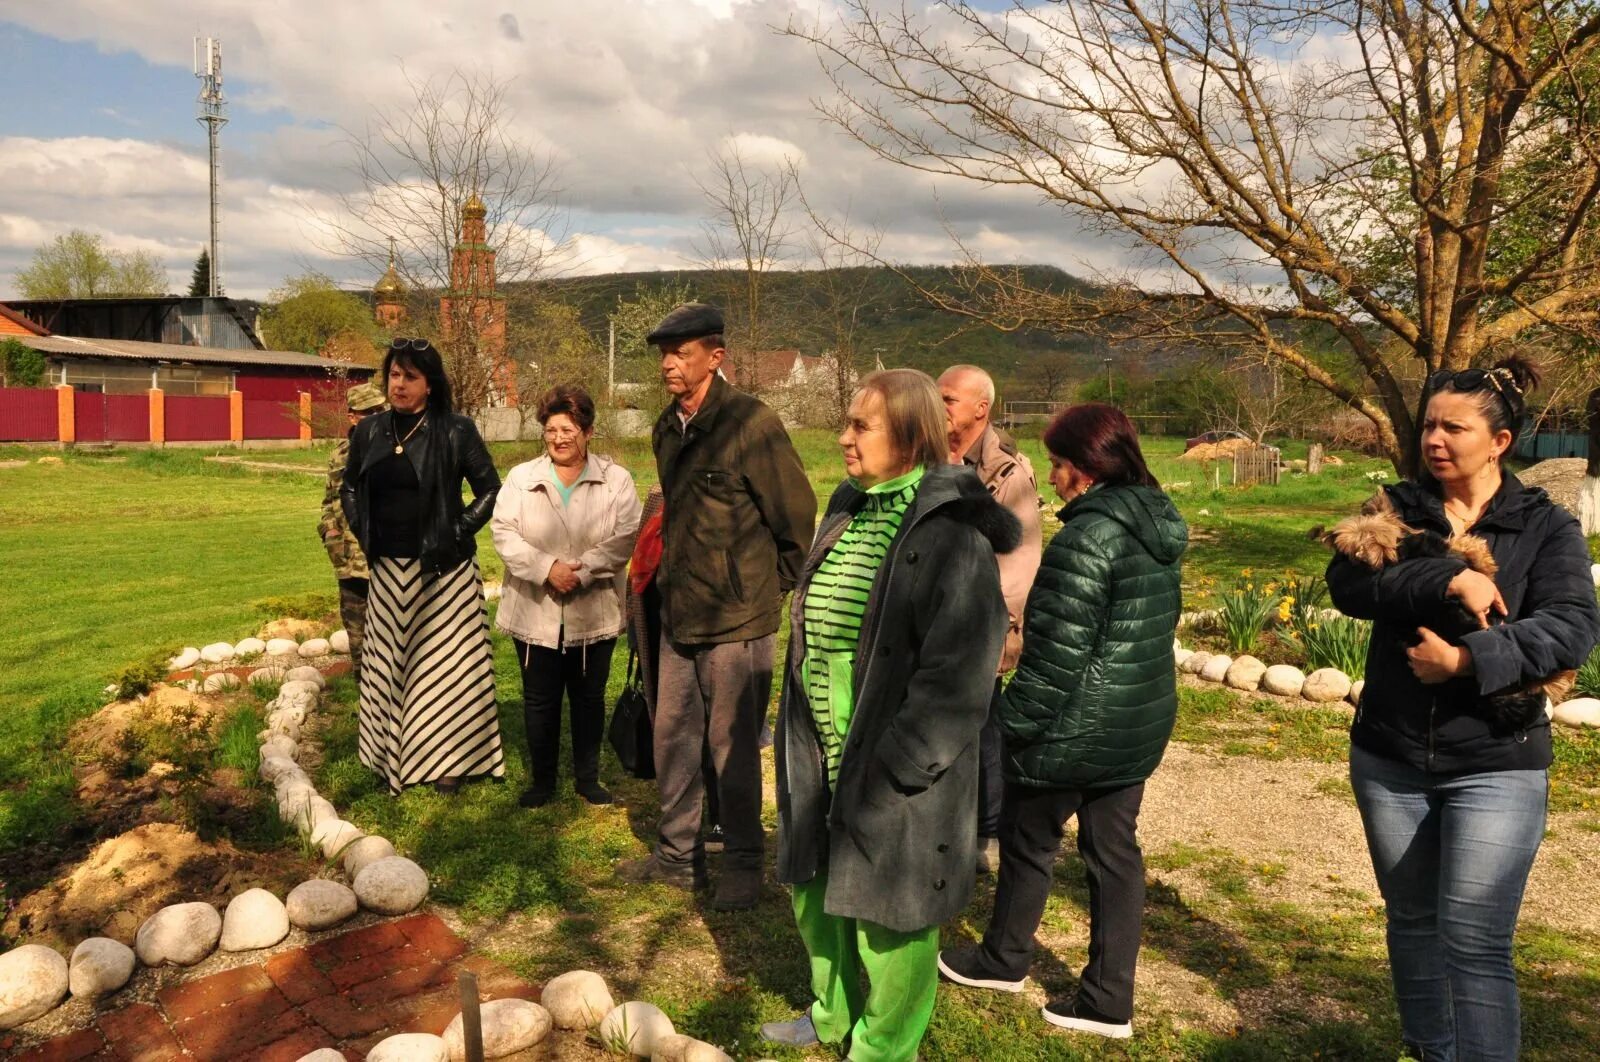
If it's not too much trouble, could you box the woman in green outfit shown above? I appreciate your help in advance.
[764,369,1021,1062]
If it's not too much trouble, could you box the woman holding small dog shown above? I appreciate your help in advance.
[1326,357,1600,1062]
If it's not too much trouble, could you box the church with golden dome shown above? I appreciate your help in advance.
[371,194,515,406]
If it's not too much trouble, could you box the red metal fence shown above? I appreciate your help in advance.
[74,392,147,442]
[166,395,231,442]
[243,399,299,439]
[0,387,57,441]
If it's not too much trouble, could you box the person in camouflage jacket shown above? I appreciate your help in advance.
[320,382,386,677]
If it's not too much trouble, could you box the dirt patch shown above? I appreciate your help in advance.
[67,685,224,764]
[258,617,325,641]
[3,823,310,950]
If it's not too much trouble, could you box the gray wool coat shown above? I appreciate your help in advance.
[775,464,1020,932]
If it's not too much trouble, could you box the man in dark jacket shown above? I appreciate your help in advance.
[617,303,817,911]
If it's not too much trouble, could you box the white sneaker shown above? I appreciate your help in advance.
[1042,998,1132,1039]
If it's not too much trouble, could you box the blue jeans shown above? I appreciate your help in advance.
[1349,744,1547,1062]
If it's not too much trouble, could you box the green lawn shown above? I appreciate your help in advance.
[4,434,1597,1059]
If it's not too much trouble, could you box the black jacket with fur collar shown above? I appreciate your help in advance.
[1328,473,1600,774]
[775,463,1019,932]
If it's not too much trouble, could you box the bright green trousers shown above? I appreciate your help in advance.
[791,873,939,1062]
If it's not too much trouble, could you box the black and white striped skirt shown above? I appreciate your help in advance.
[359,556,505,793]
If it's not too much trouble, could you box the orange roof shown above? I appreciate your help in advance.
[0,303,49,337]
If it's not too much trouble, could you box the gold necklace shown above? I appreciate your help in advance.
[393,412,427,455]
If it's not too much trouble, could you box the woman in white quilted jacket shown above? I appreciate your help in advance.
[491,385,642,808]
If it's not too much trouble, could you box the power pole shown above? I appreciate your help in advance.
[194,37,228,298]
[608,320,616,399]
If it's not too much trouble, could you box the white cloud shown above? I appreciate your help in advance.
[0,0,1352,303]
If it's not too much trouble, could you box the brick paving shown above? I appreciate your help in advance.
[1,914,539,1061]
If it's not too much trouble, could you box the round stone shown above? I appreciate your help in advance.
[343,836,398,879]
[285,880,359,931]
[313,820,365,859]
[283,666,326,688]
[443,998,551,1059]
[277,786,320,826]
[260,735,298,762]
[203,672,241,693]
[1591,562,1600,587]
[171,647,201,670]
[266,638,300,656]
[1302,668,1354,703]
[68,937,135,1000]
[354,857,429,915]
[653,1035,734,1062]
[299,638,332,658]
[259,754,299,784]
[294,1051,348,1062]
[234,637,268,656]
[0,944,69,1028]
[1199,654,1233,683]
[1179,651,1212,675]
[1224,655,1267,691]
[366,1033,447,1061]
[279,678,322,701]
[541,969,613,1029]
[1553,697,1600,728]
[1349,679,1365,705]
[1173,647,1193,668]
[1260,665,1307,698]
[221,888,290,952]
[305,796,340,829]
[330,630,351,654]
[249,666,289,684]
[598,1001,674,1058]
[134,902,222,967]
[199,642,235,664]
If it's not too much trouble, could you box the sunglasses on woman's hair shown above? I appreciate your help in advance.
[1426,368,1521,401]
[390,337,432,352]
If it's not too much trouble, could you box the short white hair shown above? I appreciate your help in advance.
[940,364,995,406]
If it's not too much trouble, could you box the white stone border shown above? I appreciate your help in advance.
[5,621,738,1062]
[1172,636,1600,728]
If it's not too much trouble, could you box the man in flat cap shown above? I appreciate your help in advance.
[617,303,816,911]
[318,380,387,680]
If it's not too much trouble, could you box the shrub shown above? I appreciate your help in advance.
[112,650,173,701]
[252,592,338,622]
[1283,575,1371,678]
[1217,575,1279,654]
[1575,644,1600,699]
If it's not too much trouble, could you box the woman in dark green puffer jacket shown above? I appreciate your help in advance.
[937,403,1186,1041]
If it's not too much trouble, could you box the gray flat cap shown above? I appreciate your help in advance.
[646,303,725,346]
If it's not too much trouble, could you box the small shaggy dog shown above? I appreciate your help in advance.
[1315,491,1574,730]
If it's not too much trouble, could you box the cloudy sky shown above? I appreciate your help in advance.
[0,0,1128,301]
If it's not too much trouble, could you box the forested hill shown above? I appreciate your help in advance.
[507,264,1110,384]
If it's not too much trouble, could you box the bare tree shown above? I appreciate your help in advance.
[694,143,799,383]
[1203,358,1331,446]
[786,0,1600,474]
[794,188,886,422]
[320,69,566,413]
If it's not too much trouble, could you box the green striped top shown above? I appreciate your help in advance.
[803,466,924,785]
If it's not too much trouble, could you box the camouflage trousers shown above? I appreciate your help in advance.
[338,577,370,680]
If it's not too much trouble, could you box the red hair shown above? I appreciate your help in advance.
[1041,404,1158,488]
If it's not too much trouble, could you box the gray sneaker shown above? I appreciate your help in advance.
[759,1012,819,1046]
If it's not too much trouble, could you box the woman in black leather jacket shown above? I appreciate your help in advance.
[341,338,505,794]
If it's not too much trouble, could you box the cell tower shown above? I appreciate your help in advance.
[194,36,227,298]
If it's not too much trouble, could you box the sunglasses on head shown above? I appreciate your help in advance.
[389,337,432,352]
[1427,367,1522,402]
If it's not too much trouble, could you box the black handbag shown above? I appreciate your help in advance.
[608,648,655,779]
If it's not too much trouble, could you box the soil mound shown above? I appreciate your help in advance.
[67,686,222,763]
[3,823,303,950]
[1180,438,1256,462]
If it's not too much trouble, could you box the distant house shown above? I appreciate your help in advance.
[0,303,49,337]
[4,333,373,401]
[721,349,827,393]
[5,296,265,351]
